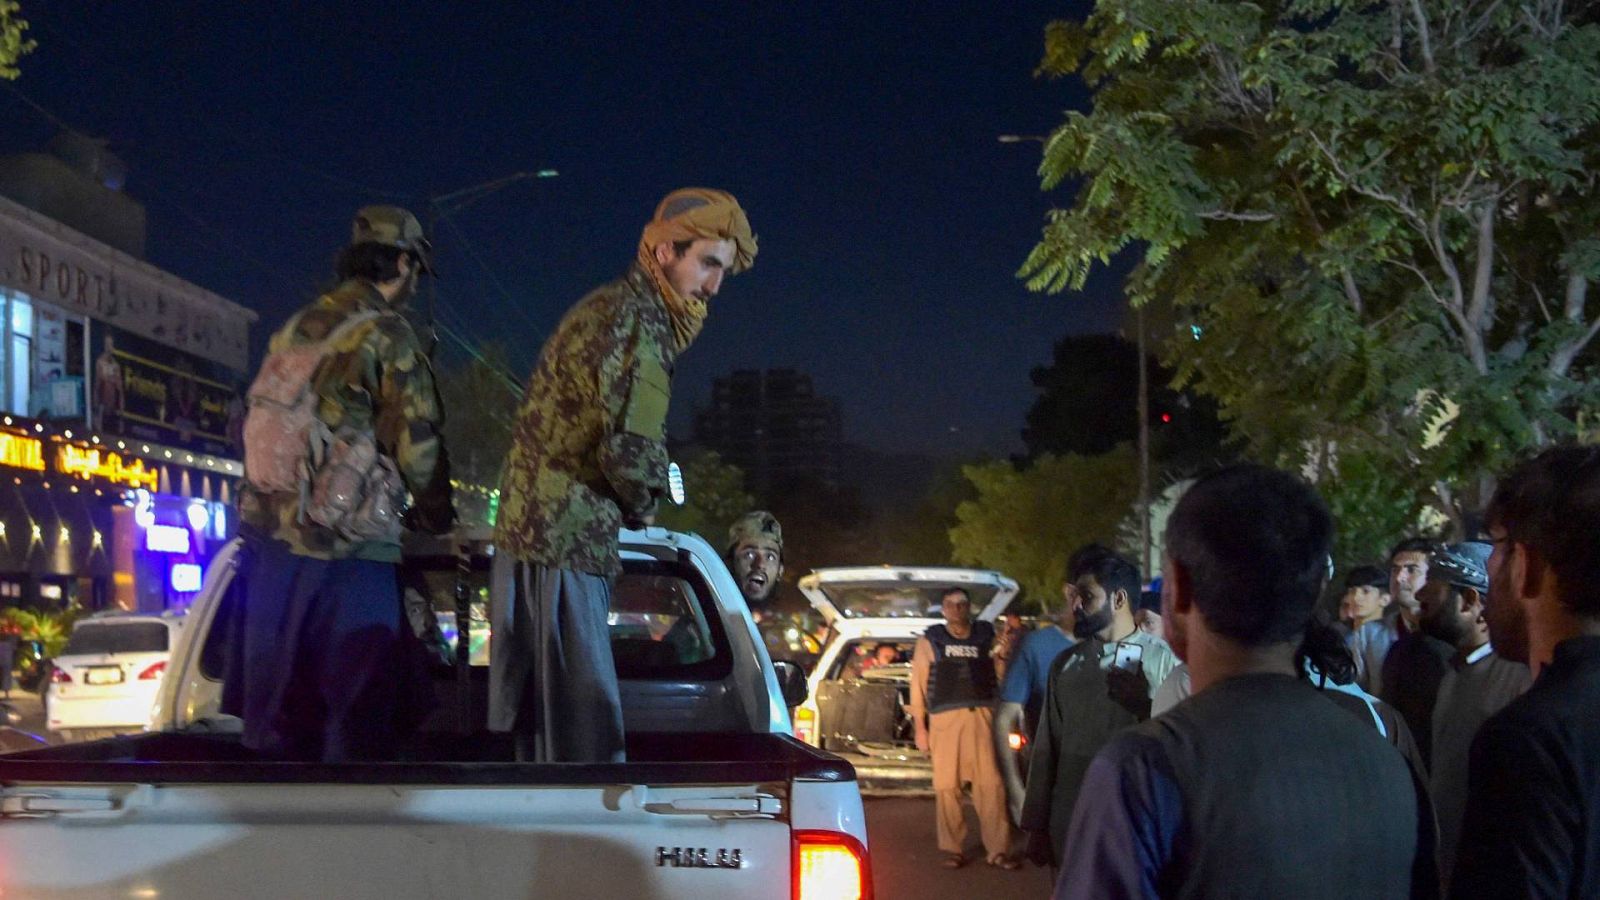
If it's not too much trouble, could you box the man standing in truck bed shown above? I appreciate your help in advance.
[492,189,757,763]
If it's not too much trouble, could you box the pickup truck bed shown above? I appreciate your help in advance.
[0,732,861,900]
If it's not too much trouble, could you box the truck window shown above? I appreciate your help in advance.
[198,556,732,684]
[64,622,170,655]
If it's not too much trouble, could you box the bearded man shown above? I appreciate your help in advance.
[491,189,757,762]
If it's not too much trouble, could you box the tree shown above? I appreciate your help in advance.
[0,2,33,80]
[654,449,756,550]
[1021,1,1600,550]
[1022,332,1230,475]
[436,346,521,527]
[950,447,1140,609]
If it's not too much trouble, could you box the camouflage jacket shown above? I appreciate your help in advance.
[496,265,675,576]
[240,280,452,562]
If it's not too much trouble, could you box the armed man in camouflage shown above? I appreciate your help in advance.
[492,188,757,762]
[224,206,454,762]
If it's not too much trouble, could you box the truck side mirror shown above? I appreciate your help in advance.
[773,660,808,708]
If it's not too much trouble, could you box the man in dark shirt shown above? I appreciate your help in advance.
[1382,537,1456,764]
[1417,542,1531,887]
[1452,446,1600,899]
[1056,465,1433,899]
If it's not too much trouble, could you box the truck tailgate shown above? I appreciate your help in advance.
[0,781,791,899]
[0,732,858,900]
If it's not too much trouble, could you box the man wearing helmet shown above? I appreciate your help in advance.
[225,206,455,762]
[493,188,758,763]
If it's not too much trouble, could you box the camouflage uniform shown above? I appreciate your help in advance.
[224,206,451,762]
[489,265,674,761]
[239,279,453,559]
[495,264,675,575]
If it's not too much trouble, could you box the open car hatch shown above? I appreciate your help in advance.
[797,566,1018,625]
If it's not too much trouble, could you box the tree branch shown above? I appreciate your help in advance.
[1466,203,1495,333]
[1197,209,1277,222]
[1341,268,1364,316]
[1565,270,1587,322]
[1409,0,1437,73]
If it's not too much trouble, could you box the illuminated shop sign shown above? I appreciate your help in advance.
[56,444,159,491]
[0,433,45,471]
[145,524,192,554]
[169,564,203,593]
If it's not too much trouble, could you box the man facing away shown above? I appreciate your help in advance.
[1020,544,1179,868]
[227,206,454,762]
[491,189,756,762]
[1055,465,1433,899]
[1452,447,1600,899]
[1416,541,1531,888]
[909,588,1019,869]
[995,578,1076,823]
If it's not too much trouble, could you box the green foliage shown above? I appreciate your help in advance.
[0,606,80,659]
[950,447,1140,610]
[0,1,34,80]
[1023,1,1600,545]
[653,449,755,550]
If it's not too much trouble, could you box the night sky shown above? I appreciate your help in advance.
[2,2,1122,459]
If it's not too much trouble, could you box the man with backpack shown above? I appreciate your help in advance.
[224,206,454,762]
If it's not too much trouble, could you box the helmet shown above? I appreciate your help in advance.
[351,206,435,274]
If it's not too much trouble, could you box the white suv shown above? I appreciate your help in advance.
[791,566,1015,794]
[45,612,185,741]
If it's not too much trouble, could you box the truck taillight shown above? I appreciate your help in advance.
[794,706,815,744]
[49,667,72,684]
[793,830,871,900]
[138,661,166,680]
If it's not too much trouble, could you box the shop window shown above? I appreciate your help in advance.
[5,291,32,416]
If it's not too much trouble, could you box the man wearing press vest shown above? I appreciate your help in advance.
[909,588,1019,870]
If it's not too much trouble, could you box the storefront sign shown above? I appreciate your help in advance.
[0,194,254,371]
[100,347,238,450]
[56,443,158,491]
[0,433,45,471]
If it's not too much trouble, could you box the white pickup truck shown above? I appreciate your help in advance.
[0,528,872,900]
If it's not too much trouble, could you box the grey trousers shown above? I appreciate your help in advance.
[488,557,625,762]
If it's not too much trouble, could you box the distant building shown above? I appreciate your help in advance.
[692,369,842,497]
[0,132,256,614]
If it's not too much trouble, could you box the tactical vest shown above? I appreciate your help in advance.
[1144,674,1420,898]
[925,622,998,714]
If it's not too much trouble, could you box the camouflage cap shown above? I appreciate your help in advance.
[728,511,783,556]
[1430,541,1492,592]
[352,206,435,274]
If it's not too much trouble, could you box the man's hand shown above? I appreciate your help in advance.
[914,722,929,752]
[1025,830,1054,867]
[623,512,656,529]
[1106,665,1153,720]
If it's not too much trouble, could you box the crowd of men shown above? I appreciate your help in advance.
[901,455,1600,898]
[223,190,1599,897]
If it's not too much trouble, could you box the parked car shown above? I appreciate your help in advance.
[791,566,1017,794]
[44,611,185,741]
[0,528,872,900]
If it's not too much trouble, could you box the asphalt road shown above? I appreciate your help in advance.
[865,796,1054,899]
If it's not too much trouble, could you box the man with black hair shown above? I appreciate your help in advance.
[1020,544,1178,867]
[909,587,1018,869]
[228,206,453,762]
[1382,536,1457,765]
[1343,565,1394,685]
[1055,466,1431,899]
[1417,542,1530,888]
[1452,447,1600,899]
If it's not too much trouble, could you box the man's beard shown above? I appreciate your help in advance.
[1074,603,1113,639]
[1420,604,1470,647]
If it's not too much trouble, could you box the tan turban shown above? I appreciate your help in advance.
[637,188,758,352]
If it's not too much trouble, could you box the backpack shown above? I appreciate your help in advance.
[242,308,406,543]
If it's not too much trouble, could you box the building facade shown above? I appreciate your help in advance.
[0,136,255,615]
[692,368,842,497]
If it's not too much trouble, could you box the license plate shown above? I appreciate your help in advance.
[84,667,123,685]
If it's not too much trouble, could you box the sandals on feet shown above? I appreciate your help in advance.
[941,853,966,869]
[986,854,1022,870]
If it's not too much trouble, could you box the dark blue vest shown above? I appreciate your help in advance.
[925,621,997,714]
